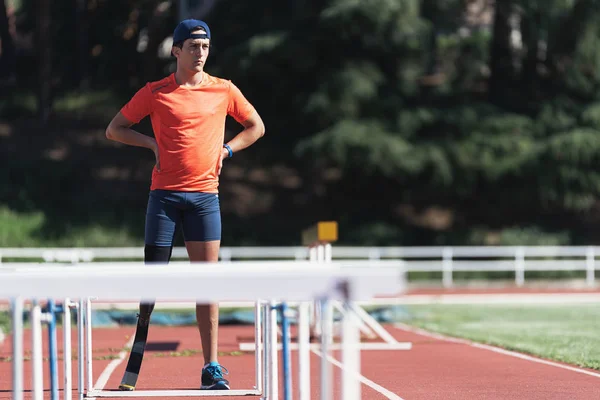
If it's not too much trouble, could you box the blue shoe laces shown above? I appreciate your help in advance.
[205,363,229,379]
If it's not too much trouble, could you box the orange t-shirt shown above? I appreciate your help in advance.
[120,72,255,193]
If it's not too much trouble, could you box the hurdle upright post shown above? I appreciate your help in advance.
[261,302,270,400]
[266,300,279,400]
[296,302,310,400]
[31,302,43,400]
[254,301,263,394]
[85,297,93,392]
[63,299,74,400]
[77,299,85,400]
[339,281,361,400]
[279,302,292,400]
[47,299,59,400]
[11,297,24,400]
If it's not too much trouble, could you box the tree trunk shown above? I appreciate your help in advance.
[76,0,89,89]
[520,8,541,98]
[488,0,514,106]
[37,0,52,124]
[0,0,16,82]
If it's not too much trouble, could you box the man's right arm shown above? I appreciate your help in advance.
[105,112,160,170]
[106,83,156,151]
[105,112,157,151]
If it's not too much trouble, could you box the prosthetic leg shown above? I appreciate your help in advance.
[118,245,172,391]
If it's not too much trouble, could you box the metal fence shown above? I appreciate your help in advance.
[1,246,599,288]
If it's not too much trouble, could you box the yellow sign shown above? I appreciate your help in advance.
[301,221,338,246]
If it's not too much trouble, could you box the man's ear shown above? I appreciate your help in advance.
[172,46,180,58]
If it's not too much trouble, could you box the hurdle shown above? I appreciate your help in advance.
[4,261,404,399]
[302,222,412,400]
[8,296,78,400]
[236,222,412,400]
[301,222,412,345]
[82,298,266,398]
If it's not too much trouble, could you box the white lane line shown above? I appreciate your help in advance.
[394,323,600,379]
[93,335,135,390]
[311,349,405,400]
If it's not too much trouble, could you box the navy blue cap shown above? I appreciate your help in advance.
[173,19,211,44]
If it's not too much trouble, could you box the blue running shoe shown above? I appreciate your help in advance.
[201,362,230,390]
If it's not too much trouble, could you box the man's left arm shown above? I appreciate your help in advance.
[218,110,265,175]
[222,110,265,158]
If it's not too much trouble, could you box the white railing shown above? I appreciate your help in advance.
[0,246,598,288]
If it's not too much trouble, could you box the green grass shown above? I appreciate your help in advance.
[0,312,9,335]
[0,207,141,247]
[405,303,600,370]
[0,207,46,247]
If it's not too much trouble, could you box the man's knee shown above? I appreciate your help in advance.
[144,244,172,263]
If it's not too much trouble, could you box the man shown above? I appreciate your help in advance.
[105,19,265,391]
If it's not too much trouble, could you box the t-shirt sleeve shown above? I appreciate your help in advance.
[120,83,153,124]
[227,81,256,123]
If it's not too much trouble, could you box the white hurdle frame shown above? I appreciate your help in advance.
[31,303,43,400]
[80,299,269,398]
[63,298,78,400]
[78,298,85,400]
[301,221,412,399]
[86,298,93,394]
[297,302,310,400]
[6,260,403,399]
[11,297,24,400]
[268,300,279,400]
[17,298,80,400]
[254,301,263,394]
[5,268,273,397]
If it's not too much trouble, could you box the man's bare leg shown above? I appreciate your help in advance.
[185,240,220,365]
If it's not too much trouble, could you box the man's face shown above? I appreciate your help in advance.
[174,33,210,72]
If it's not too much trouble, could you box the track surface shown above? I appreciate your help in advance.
[2,289,600,399]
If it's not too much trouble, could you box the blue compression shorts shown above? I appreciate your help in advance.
[144,190,221,246]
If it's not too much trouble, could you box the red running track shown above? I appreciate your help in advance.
[1,319,599,398]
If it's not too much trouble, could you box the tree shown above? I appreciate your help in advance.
[6,0,600,245]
